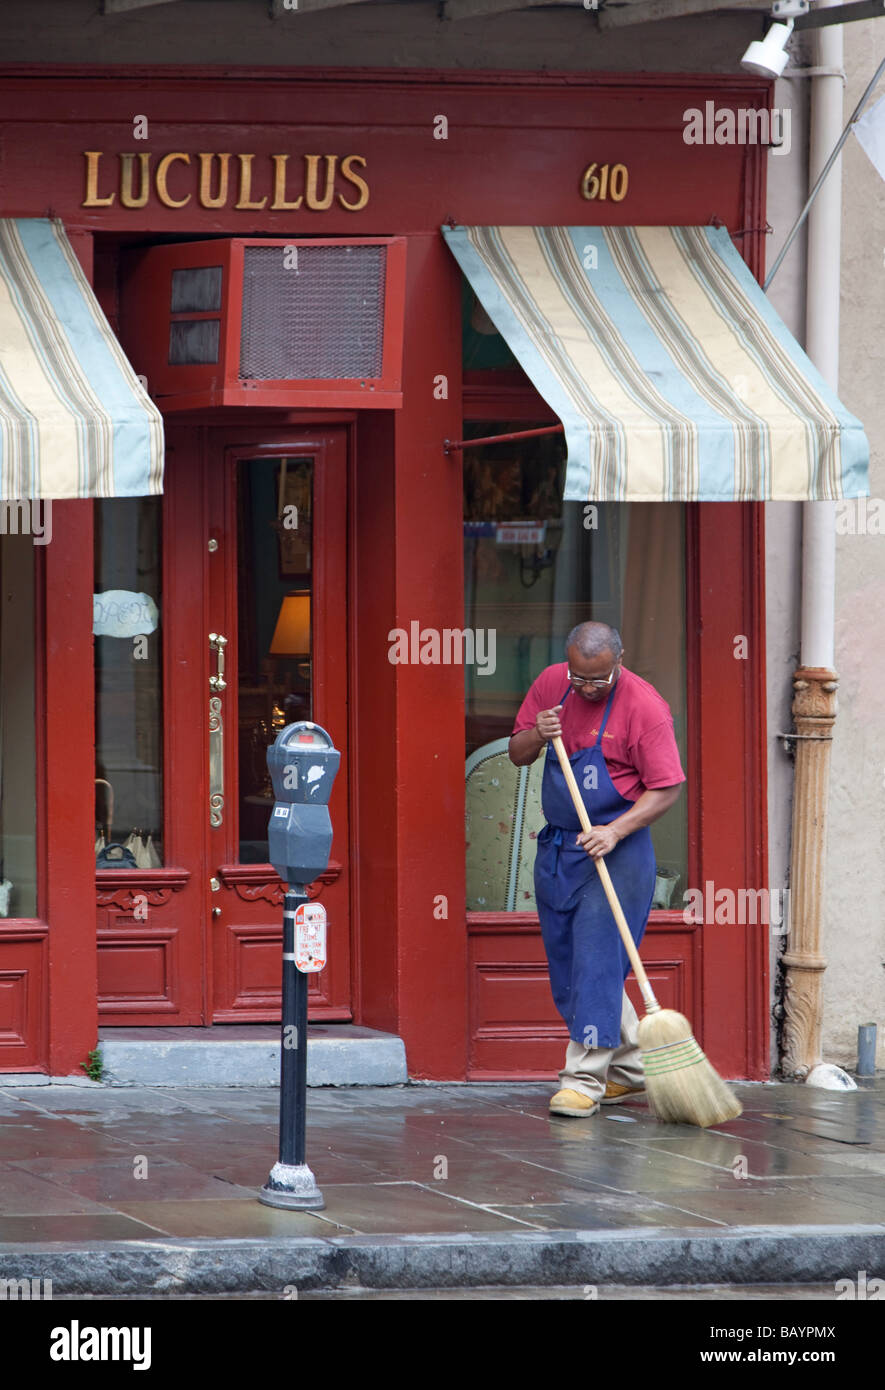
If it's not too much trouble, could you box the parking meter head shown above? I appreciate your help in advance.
[267,722,340,887]
[268,802,334,886]
[267,722,340,805]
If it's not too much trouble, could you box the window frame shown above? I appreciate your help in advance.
[462,368,694,932]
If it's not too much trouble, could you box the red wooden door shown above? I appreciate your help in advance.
[205,427,352,1021]
[97,423,351,1026]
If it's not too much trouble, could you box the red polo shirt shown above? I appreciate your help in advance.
[512,663,685,803]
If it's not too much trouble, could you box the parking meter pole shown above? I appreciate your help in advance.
[280,887,308,1169]
[259,885,324,1211]
[258,720,339,1214]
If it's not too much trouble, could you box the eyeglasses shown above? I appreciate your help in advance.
[568,665,618,689]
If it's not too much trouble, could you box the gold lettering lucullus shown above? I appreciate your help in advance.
[81,151,370,212]
[198,152,231,210]
[119,152,150,209]
[304,154,337,212]
[338,154,369,211]
[270,154,303,212]
[83,152,115,207]
[235,154,268,211]
[155,152,191,209]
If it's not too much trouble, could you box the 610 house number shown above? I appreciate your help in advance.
[580,163,629,202]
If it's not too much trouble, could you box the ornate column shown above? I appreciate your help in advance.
[781,666,838,1078]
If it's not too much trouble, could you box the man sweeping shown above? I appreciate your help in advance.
[509,621,685,1117]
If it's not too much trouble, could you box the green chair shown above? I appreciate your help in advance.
[465,739,545,912]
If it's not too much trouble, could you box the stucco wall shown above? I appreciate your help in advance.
[826,21,885,1071]
[766,21,885,1076]
[3,0,766,72]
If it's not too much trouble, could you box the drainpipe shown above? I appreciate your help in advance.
[780,0,856,1090]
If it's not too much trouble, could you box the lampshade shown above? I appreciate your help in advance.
[741,21,793,79]
[270,591,311,656]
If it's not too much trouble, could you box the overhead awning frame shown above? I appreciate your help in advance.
[445,423,564,453]
[443,224,869,503]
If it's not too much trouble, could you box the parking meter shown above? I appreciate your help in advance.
[267,722,340,886]
[260,721,340,1213]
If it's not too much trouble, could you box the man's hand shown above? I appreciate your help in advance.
[576,824,621,860]
[576,786,683,857]
[508,706,563,765]
[535,705,563,741]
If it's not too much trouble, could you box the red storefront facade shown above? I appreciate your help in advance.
[0,65,770,1081]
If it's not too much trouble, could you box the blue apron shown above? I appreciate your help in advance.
[533,679,656,1049]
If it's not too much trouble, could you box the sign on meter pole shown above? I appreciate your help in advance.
[294,902,327,972]
[258,722,340,1212]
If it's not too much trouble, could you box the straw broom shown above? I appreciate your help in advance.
[552,735,741,1128]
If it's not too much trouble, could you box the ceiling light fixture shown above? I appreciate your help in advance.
[742,0,811,77]
[742,19,796,77]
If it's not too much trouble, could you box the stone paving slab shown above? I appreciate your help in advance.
[0,1076,882,1291]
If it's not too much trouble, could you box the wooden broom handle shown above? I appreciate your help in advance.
[551,735,660,1014]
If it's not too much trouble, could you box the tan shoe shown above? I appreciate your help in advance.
[549,1088,600,1117]
[601,1081,646,1105]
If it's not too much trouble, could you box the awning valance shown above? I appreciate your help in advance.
[442,225,869,502]
[0,219,163,499]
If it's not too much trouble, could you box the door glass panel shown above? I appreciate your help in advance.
[463,422,687,912]
[94,499,164,867]
[0,534,37,917]
[237,456,313,864]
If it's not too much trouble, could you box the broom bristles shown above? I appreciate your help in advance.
[637,1009,742,1128]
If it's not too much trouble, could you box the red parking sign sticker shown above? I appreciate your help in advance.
[294,902,327,973]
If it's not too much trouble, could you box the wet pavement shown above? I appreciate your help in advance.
[0,1076,882,1293]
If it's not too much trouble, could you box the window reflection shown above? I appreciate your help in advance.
[237,457,313,864]
[0,535,37,916]
[94,499,164,869]
[463,422,687,911]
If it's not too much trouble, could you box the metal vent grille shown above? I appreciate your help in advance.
[171,265,223,314]
[240,244,386,381]
[169,318,220,365]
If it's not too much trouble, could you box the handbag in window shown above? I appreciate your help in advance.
[96,842,138,870]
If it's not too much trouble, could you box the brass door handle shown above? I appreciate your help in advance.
[209,632,228,692]
[209,635,227,827]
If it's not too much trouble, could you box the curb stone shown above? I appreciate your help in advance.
[0,1225,882,1294]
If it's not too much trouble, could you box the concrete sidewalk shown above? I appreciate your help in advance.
[0,1075,882,1293]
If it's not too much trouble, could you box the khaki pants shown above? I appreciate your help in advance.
[558,990,644,1100]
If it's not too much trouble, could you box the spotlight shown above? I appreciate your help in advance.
[742,19,794,79]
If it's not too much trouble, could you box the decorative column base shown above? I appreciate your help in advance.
[781,666,850,1084]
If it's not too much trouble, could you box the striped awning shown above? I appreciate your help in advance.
[443,225,869,502]
[0,219,163,499]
